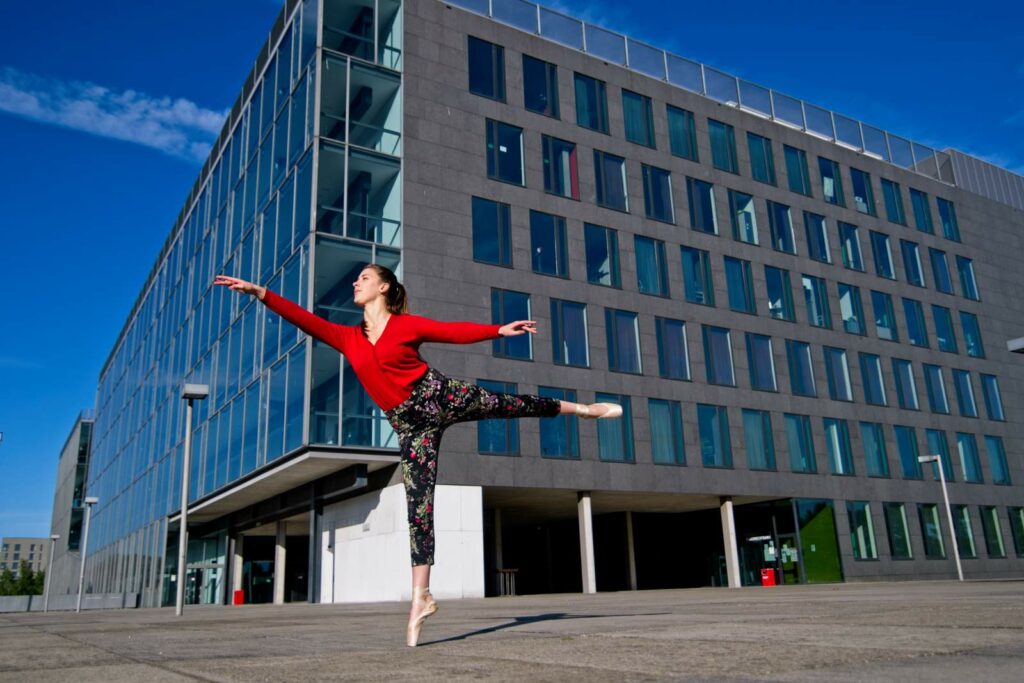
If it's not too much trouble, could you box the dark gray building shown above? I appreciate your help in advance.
[74,0,1024,608]
[44,412,94,597]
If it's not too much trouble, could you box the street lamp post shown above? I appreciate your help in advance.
[176,383,209,617]
[918,454,964,581]
[76,496,99,612]
[43,533,59,612]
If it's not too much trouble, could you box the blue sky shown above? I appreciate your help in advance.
[1,0,1022,540]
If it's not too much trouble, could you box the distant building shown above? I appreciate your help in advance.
[45,412,95,596]
[0,537,50,577]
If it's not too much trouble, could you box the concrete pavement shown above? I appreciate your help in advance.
[1,580,1023,681]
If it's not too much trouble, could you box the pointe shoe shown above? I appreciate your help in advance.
[406,587,438,647]
[575,402,623,419]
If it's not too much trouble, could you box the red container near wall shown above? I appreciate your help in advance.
[233,590,245,605]
[760,568,776,586]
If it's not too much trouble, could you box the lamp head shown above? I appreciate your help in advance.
[182,383,210,401]
[84,496,99,505]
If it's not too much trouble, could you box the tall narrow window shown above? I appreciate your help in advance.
[892,358,919,410]
[881,179,907,225]
[687,177,718,234]
[491,289,531,359]
[902,298,929,348]
[468,37,505,101]
[538,386,578,458]
[818,156,845,206]
[802,275,832,328]
[932,305,958,353]
[605,308,641,374]
[550,299,589,367]
[784,145,812,196]
[923,364,950,414]
[980,374,1005,421]
[635,235,669,296]
[925,429,955,483]
[884,503,912,558]
[838,222,864,271]
[956,256,979,300]
[574,73,608,133]
[910,188,934,233]
[956,432,984,482]
[747,132,776,185]
[667,105,698,161]
[980,506,1006,558]
[767,200,795,253]
[784,413,816,473]
[542,135,579,199]
[859,353,887,406]
[847,501,877,559]
[900,240,925,287]
[529,210,569,278]
[894,425,922,479]
[477,380,518,454]
[871,290,899,342]
[681,246,715,306]
[623,89,655,147]
[708,119,738,173]
[1010,508,1024,558]
[649,399,685,465]
[725,256,756,314]
[919,504,946,559]
[804,212,831,263]
[655,317,690,380]
[697,404,732,468]
[786,339,816,397]
[850,167,876,215]
[765,266,795,321]
[485,119,524,185]
[642,165,674,223]
[746,333,777,392]
[937,197,960,241]
[594,150,628,211]
[952,369,978,417]
[838,283,866,335]
[960,311,985,358]
[929,248,953,294]
[523,54,558,118]
[596,392,634,462]
[584,223,620,287]
[472,196,511,266]
[728,190,758,244]
[742,409,776,470]
[703,325,735,386]
[870,231,895,279]
[985,435,1011,485]
[861,422,890,477]
[952,505,978,559]
[823,346,852,401]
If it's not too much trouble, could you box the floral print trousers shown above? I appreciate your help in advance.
[385,368,562,566]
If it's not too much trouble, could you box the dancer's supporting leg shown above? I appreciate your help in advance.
[400,428,441,646]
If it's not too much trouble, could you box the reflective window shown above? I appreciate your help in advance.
[925,429,955,483]
[825,418,855,475]
[635,236,669,296]
[892,358,919,410]
[746,333,777,392]
[655,317,690,381]
[550,299,589,367]
[884,503,913,559]
[725,256,756,314]
[838,222,864,271]
[859,353,887,406]
[486,119,524,185]
[929,248,954,294]
[923,364,950,414]
[870,231,895,279]
[960,312,985,358]
[472,196,511,266]
[952,369,978,417]
[765,266,795,321]
[574,72,608,133]
[956,432,983,482]
[881,179,907,225]
[861,422,890,477]
[918,504,946,558]
[523,54,559,118]
[697,403,732,468]
[980,374,1005,421]
[903,298,929,348]
[802,275,832,328]
[703,325,735,386]
[1011,508,1024,558]
[594,150,628,211]
[784,145,812,196]
[847,501,877,559]
[708,119,738,173]
[985,435,1011,485]
[605,308,641,374]
[584,223,621,287]
[477,379,518,454]
[623,89,655,147]
[539,386,578,459]
[956,256,979,300]
[838,283,866,335]
[932,305,958,353]
[468,37,505,101]
[786,339,816,397]
[642,165,674,223]
[681,246,715,306]
[900,240,925,287]
[804,212,831,263]
[747,132,776,185]
[649,399,685,465]
[980,506,1006,558]
[871,290,898,342]
[687,177,718,234]
[742,409,776,470]
[818,156,845,206]
[824,346,852,401]
[728,190,758,244]
[667,105,698,161]
[937,197,960,241]
[767,201,795,253]
[491,289,531,360]
[894,425,923,479]
[542,135,580,199]
[530,210,569,278]
[597,392,633,462]
[784,413,817,473]
[952,505,977,559]
[850,167,876,215]
[910,188,934,233]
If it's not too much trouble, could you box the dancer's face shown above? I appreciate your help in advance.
[352,267,388,307]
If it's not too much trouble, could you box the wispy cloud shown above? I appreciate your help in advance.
[0,66,228,162]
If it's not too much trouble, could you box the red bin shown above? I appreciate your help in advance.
[760,568,776,586]
[233,589,245,605]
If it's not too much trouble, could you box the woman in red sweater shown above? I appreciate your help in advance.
[215,265,620,646]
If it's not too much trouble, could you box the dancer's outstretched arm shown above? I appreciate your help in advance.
[408,315,537,344]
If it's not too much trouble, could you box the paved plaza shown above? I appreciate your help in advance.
[1,581,1023,682]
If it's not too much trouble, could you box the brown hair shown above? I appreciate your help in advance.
[364,263,408,314]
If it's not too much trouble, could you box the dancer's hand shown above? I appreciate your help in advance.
[498,320,537,337]
[214,275,266,300]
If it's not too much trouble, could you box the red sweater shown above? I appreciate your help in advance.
[261,290,502,411]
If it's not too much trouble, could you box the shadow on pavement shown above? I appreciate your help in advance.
[423,611,669,646]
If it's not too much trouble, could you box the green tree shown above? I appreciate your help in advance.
[0,567,16,596]
[15,562,38,595]
[33,569,46,595]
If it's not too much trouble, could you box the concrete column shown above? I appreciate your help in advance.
[231,535,244,597]
[577,492,596,594]
[494,508,504,569]
[274,522,287,605]
[625,511,637,591]
[720,497,742,588]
